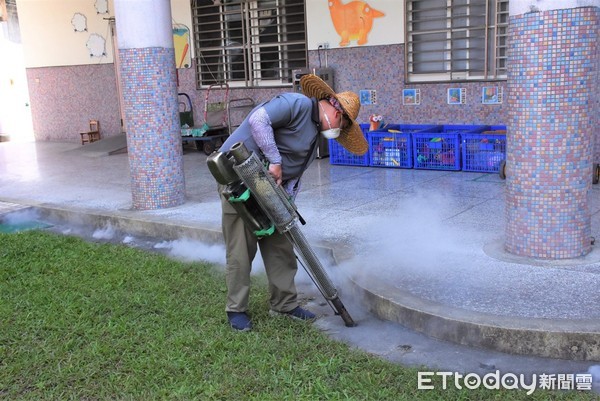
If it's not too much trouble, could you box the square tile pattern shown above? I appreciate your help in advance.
[505,7,598,258]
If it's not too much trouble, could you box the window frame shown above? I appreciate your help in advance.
[191,0,308,89]
[405,0,508,83]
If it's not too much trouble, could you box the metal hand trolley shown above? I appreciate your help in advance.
[227,97,255,134]
[179,84,231,155]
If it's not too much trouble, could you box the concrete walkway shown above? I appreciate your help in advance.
[1,140,599,371]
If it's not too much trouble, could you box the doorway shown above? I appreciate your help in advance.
[0,0,34,142]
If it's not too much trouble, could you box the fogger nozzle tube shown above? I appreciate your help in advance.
[229,141,252,163]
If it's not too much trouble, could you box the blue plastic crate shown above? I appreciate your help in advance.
[412,132,462,171]
[368,131,413,168]
[328,123,370,166]
[367,125,440,168]
[373,124,441,134]
[359,123,370,134]
[462,132,507,173]
[440,125,490,134]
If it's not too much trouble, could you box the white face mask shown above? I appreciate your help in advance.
[321,128,341,139]
[319,102,342,139]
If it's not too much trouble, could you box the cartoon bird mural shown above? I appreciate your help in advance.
[328,0,385,47]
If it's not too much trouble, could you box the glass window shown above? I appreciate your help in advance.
[192,0,307,88]
[406,0,508,82]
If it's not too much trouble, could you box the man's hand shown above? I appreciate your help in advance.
[268,163,282,186]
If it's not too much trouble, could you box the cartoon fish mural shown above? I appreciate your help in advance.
[328,0,385,47]
[369,114,383,131]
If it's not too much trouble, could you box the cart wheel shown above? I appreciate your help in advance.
[203,141,214,155]
[499,160,507,180]
[593,163,600,185]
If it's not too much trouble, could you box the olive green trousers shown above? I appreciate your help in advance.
[220,188,299,313]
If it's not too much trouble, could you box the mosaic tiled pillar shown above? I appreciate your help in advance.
[595,10,600,167]
[115,0,185,210]
[505,6,599,259]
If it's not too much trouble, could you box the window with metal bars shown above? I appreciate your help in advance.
[191,0,307,88]
[405,0,508,82]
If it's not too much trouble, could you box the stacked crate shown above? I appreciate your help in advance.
[329,123,506,173]
[328,123,370,166]
[462,125,507,173]
[412,125,489,171]
[368,125,439,168]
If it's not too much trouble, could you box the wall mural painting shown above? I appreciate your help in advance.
[173,25,191,69]
[328,0,384,47]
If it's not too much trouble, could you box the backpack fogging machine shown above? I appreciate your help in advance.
[207,142,356,327]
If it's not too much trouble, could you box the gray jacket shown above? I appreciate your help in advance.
[220,93,320,182]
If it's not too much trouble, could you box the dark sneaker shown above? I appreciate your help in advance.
[227,312,252,331]
[270,306,316,321]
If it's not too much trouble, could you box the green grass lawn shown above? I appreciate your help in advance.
[0,230,596,400]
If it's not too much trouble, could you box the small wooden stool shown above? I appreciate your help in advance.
[80,120,100,145]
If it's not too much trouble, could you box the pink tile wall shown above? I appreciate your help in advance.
[174,44,508,130]
[26,64,121,142]
[26,42,597,170]
[310,44,508,126]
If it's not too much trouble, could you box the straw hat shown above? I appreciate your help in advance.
[300,74,368,156]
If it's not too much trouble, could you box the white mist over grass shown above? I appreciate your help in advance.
[154,238,226,264]
[122,235,135,244]
[92,222,116,240]
[3,208,41,224]
[153,238,266,274]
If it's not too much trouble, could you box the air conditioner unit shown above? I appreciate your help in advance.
[292,68,334,94]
